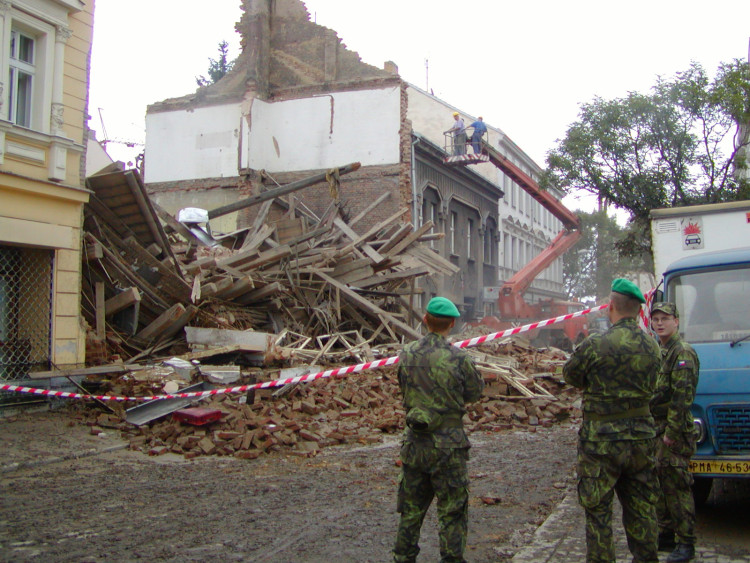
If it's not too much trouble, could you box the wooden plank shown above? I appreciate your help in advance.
[315,271,421,340]
[135,303,186,342]
[235,281,284,305]
[151,200,204,245]
[95,282,106,339]
[352,266,430,289]
[207,162,361,219]
[105,287,141,316]
[159,305,199,341]
[336,208,409,258]
[377,223,413,254]
[384,221,434,258]
[85,241,104,261]
[201,277,234,298]
[216,276,256,300]
[333,217,384,263]
[405,244,461,275]
[28,363,146,380]
[347,191,391,227]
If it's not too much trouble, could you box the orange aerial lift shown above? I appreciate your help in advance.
[443,133,587,348]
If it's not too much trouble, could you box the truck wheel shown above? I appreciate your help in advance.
[692,476,712,507]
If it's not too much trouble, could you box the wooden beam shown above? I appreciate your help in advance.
[316,271,421,340]
[95,282,106,339]
[104,287,141,316]
[135,303,186,342]
[207,162,361,220]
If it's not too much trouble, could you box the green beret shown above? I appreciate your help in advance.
[651,302,679,318]
[611,278,646,304]
[426,296,460,318]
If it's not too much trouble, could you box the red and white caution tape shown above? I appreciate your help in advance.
[1,303,612,403]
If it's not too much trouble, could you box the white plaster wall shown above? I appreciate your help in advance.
[144,104,242,183]
[243,87,401,173]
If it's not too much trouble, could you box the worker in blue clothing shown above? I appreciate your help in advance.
[467,116,487,154]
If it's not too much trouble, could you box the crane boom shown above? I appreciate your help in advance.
[483,142,580,230]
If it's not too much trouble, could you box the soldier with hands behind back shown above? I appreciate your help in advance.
[563,279,662,563]
[650,302,699,563]
[392,296,484,563]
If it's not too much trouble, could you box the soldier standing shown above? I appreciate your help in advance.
[650,302,699,563]
[563,278,661,563]
[392,296,484,563]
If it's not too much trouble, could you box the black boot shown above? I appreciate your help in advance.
[666,543,695,562]
[658,530,676,552]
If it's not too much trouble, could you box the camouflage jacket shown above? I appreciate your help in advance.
[652,332,700,442]
[563,318,661,441]
[397,331,484,448]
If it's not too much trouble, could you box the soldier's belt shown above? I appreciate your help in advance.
[583,405,651,422]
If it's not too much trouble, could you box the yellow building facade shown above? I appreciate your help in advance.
[0,0,93,379]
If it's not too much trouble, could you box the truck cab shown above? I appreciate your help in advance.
[658,247,750,502]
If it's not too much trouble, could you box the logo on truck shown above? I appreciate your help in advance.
[681,218,704,250]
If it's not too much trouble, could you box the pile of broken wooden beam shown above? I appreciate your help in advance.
[80,163,458,365]
[75,339,579,459]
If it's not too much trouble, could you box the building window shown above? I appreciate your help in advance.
[467,218,473,259]
[8,29,35,128]
[430,203,437,249]
[450,212,457,255]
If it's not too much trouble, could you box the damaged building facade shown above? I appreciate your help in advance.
[143,0,566,321]
[0,0,94,381]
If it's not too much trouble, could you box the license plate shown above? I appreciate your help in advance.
[689,459,750,475]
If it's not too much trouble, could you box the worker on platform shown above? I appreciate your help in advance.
[392,296,484,563]
[444,112,467,156]
[563,278,661,563]
[650,302,699,563]
[467,116,487,154]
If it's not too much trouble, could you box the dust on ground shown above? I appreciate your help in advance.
[0,406,578,562]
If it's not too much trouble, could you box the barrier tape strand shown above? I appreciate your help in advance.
[1,303,613,403]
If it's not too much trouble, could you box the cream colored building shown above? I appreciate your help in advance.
[0,0,93,379]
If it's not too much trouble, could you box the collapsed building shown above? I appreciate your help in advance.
[143,0,569,322]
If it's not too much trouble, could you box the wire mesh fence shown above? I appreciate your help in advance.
[0,244,53,383]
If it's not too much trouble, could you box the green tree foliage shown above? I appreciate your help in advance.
[547,60,750,257]
[196,41,234,87]
[563,210,651,302]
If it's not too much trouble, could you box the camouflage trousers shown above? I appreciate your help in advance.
[655,433,696,544]
[393,441,469,563]
[577,438,659,563]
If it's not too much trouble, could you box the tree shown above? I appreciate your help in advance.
[196,41,234,87]
[546,60,750,257]
[563,210,650,302]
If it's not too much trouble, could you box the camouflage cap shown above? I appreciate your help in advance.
[651,301,679,318]
[611,278,646,304]
[426,296,460,318]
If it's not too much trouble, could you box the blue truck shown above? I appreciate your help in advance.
[650,201,750,503]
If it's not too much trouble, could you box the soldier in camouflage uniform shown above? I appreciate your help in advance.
[650,302,699,563]
[392,296,484,563]
[563,278,661,563]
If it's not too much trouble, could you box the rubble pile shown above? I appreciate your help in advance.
[69,164,582,460]
[79,339,579,459]
[80,165,456,363]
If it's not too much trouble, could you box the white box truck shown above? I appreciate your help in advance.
[650,200,750,280]
[649,200,750,503]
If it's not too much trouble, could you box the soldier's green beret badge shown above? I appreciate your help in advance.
[611,278,646,304]
[426,296,460,318]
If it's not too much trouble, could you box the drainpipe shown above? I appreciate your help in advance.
[411,135,420,229]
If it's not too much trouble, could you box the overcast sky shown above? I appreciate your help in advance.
[89,1,750,213]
